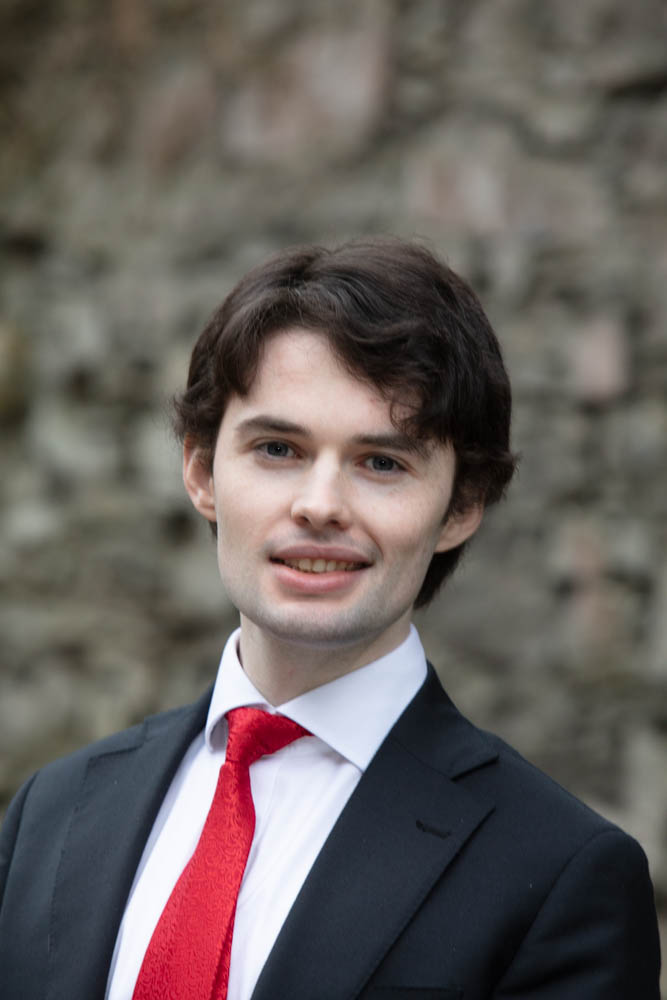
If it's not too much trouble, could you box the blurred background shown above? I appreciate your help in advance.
[1,0,665,981]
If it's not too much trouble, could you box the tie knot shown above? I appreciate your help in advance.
[225,707,310,767]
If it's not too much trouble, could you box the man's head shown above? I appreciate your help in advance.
[175,237,516,608]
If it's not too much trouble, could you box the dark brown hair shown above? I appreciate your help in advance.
[174,237,516,606]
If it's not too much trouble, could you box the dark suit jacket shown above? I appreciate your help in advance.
[0,667,661,999]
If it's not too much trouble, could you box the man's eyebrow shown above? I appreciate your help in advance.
[234,415,312,437]
[351,432,428,456]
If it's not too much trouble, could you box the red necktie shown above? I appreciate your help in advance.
[132,707,310,1000]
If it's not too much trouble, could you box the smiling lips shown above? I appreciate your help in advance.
[273,557,368,574]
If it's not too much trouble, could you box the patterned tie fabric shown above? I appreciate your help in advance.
[132,707,310,1000]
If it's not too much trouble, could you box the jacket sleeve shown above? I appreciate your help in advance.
[494,827,661,999]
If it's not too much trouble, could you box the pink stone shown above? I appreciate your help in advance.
[221,20,389,164]
[566,316,630,403]
[141,66,218,170]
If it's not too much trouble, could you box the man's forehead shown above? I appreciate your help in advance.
[221,326,440,453]
[251,327,420,404]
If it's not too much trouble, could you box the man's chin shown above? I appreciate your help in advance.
[242,608,383,651]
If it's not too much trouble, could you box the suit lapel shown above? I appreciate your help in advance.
[252,669,498,1000]
[47,690,211,1000]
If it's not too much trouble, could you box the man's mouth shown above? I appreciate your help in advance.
[272,557,368,574]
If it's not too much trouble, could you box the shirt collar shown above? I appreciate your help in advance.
[205,625,428,772]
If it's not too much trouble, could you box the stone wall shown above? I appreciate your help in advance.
[1,0,665,981]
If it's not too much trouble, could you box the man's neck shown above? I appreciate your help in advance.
[237,616,411,705]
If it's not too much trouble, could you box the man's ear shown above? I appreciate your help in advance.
[435,503,484,553]
[182,439,217,522]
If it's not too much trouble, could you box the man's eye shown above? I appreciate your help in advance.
[366,455,401,473]
[258,441,294,458]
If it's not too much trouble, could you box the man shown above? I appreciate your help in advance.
[0,239,660,998]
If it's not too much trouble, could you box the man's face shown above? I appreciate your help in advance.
[184,329,481,664]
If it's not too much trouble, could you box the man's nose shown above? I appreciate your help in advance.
[290,460,351,531]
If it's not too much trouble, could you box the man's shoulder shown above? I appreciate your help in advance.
[409,667,632,849]
[5,688,212,827]
[411,679,653,921]
[479,725,620,837]
[456,716,650,887]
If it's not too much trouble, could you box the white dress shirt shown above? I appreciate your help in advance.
[106,625,427,1000]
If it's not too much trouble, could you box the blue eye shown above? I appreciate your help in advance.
[366,455,400,473]
[259,441,294,458]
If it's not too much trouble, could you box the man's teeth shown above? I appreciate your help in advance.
[281,557,361,573]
